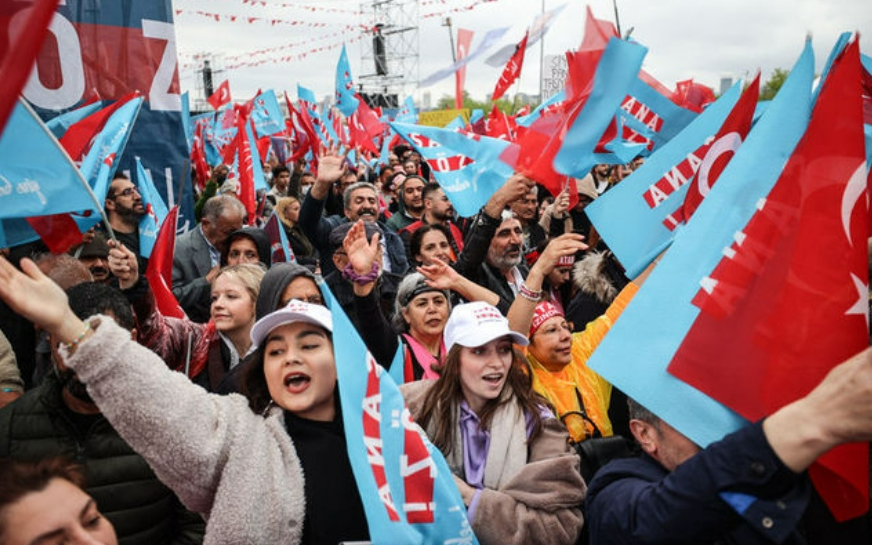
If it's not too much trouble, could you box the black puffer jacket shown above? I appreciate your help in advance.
[0,375,204,545]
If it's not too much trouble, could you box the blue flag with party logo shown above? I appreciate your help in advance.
[585,80,743,277]
[552,38,647,178]
[0,100,100,247]
[335,45,360,117]
[391,122,514,217]
[586,39,815,449]
[251,90,285,137]
[320,281,477,545]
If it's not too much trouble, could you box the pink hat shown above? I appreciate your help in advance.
[530,301,564,336]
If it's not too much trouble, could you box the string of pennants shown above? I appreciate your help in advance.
[174,0,511,72]
[179,31,364,71]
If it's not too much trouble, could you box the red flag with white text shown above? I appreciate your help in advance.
[492,32,528,102]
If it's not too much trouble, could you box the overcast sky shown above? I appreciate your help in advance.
[173,0,872,108]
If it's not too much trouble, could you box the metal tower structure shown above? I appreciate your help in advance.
[358,0,419,109]
[192,53,226,111]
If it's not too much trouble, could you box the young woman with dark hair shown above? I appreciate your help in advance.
[400,301,586,545]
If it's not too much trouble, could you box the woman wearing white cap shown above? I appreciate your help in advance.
[400,301,586,545]
[0,256,368,544]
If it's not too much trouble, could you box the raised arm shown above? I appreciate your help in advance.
[0,255,272,513]
[507,233,587,335]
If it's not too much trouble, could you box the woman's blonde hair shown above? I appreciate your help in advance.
[275,196,301,229]
[215,263,266,302]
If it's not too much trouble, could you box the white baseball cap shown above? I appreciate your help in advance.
[443,301,529,352]
[250,300,333,349]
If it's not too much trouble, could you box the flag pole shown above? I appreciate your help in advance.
[18,98,119,244]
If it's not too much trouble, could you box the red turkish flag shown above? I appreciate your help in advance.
[668,39,869,521]
[455,29,474,110]
[59,91,140,162]
[491,31,528,102]
[0,0,60,133]
[680,74,760,221]
[207,80,231,110]
[144,206,186,319]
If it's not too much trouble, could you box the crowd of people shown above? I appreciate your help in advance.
[1,144,871,545]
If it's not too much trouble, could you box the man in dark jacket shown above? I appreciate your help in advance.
[454,172,535,315]
[0,282,204,545]
[585,347,872,545]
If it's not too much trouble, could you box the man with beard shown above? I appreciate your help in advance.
[104,173,148,272]
[0,282,205,545]
[453,172,535,315]
[298,149,407,276]
[385,174,426,232]
[398,182,464,260]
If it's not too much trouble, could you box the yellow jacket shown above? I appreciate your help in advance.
[527,283,638,443]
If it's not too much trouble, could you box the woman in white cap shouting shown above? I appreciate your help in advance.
[0,255,368,545]
[400,300,586,545]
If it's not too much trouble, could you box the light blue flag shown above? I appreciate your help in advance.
[586,81,744,278]
[320,281,477,544]
[586,40,816,448]
[45,102,103,139]
[251,90,285,137]
[335,44,360,117]
[620,77,699,154]
[0,100,101,247]
[0,101,98,219]
[135,157,169,258]
[395,96,419,124]
[391,122,514,217]
[297,84,317,106]
[444,115,466,131]
[468,109,484,126]
[553,38,647,177]
[78,95,144,203]
[388,343,406,384]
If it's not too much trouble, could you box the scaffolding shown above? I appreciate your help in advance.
[191,53,226,111]
[358,0,419,109]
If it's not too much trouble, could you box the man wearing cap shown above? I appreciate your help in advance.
[73,232,113,283]
[298,150,407,276]
[398,182,464,259]
[324,221,402,333]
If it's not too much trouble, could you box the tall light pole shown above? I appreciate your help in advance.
[612,0,622,37]
[443,17,456,63]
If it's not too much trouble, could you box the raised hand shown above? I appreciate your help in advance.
[316,144,348,185]
[343,220,381,275]
[0,256,85,343]
[107,240,139,290]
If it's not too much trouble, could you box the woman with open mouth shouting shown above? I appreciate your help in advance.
[0,254,369,545]
[399,301,586,545]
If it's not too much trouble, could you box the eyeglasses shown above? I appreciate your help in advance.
[109,187,140,199]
